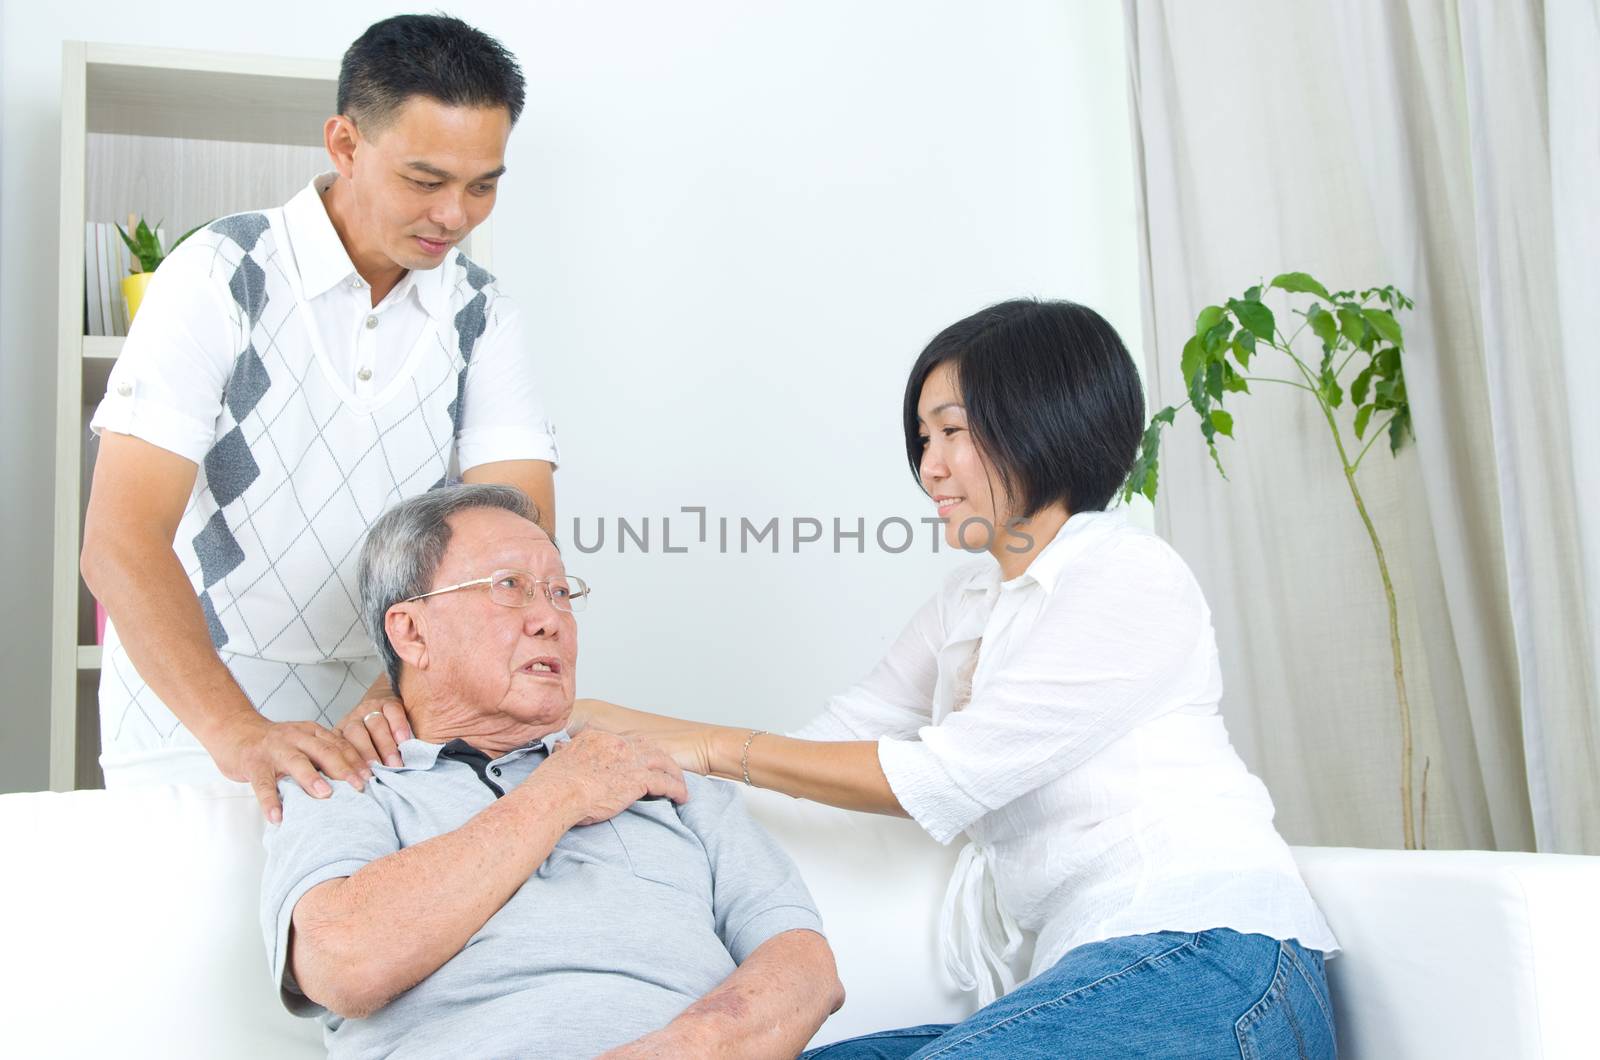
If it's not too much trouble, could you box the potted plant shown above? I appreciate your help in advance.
[114,215,205,323]
[1124,272,1429,848]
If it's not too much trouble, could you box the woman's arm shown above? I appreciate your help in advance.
[572,583,956,814]
[576,701,907,817]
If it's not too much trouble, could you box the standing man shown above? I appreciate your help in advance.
[81,15,557,823]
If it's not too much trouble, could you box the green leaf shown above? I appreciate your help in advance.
[1306,304,1339,350]
[1322,376,1344,408]
[1232,330,1255,368]
[1206,360,1225,401]
[1337,306,1371,349]
[1202,320,1233,355]
[1222,363,1250,393]
[1351,364,1376,405]
[1195,304,1227,337]
[1244,285,1262,302]
[1180,336,1205,387]
[1210,409,1234,437]
[1139,464,1158,503]
[114,223,141,258]
[1270,271,1331,299]
[1189,367,1213,426]
[1354,403,1374,439]
[1122,407,1178,504]
[1388,408,1411,454]
[1228,298,1275,343]
[1362,307,1404,347]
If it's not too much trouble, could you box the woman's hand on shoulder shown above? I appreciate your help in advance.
[569,697,622,734]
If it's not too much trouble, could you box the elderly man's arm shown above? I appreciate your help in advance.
[283,731,685,1019]
[603,929,842,1059]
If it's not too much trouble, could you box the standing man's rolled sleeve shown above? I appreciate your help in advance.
[89,243,238,464]
[679,776,825,962]
[260,780,400,1015]
[457,294,560,471]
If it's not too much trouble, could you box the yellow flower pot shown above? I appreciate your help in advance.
[122,271,155,324]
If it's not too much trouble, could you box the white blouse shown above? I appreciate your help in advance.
[792,510,1338,1003]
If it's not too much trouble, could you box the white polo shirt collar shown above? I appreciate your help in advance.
[281,171,455,323]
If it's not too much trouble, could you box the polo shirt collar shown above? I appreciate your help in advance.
[391,729,571,772]
[281,172,456,324]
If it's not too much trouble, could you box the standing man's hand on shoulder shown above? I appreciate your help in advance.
[334,676,415,769]
[209,711,374,824]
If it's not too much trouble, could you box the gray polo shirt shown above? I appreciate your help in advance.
[261,733,824,1059]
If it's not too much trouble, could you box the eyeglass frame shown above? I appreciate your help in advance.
[402,569,591,613]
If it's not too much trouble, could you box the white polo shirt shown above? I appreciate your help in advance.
[91,172,559,781]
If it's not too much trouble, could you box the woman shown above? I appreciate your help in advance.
[578,299,1338,1058]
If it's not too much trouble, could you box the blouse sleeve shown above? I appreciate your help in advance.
[787,585,947,743]
[877,535,1214,843]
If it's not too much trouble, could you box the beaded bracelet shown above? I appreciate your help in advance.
[741,729,769,787]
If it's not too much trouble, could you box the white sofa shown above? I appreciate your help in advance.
[1,783,1595,1058]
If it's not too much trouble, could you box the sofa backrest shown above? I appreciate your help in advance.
[1,784,1595,1058]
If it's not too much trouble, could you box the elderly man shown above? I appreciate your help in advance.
[261,484,843,1057]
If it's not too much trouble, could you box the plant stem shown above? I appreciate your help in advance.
[1241,376,1318,394]
[1274,332,1417,849]
[1351,414,1398,471]
[1336,427,1417,850]
[1420,756,1431,851]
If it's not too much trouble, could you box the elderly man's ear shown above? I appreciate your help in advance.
[385,605,430,674]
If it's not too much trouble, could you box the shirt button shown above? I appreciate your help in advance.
[115,381,132,397]
[365,315,378,329]
[357,367,373,382]
[490,766,502,777]
[350,277,363,289]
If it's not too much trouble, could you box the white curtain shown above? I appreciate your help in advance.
[1123,0,1599,852]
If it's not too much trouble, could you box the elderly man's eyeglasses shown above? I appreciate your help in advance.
[404,570,591,613]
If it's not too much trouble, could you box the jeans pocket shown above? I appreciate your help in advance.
[1235,942,1337,1060]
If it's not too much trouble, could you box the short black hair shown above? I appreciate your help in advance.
[338,14,527,132]
[902,299,1145,518]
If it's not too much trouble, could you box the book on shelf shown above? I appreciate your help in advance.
[92,224,114,337]
[108,225,128,335]
[83,224,103,336]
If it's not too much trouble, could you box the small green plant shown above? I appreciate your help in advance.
[1124,272,1428,849]
[114,216,206,274]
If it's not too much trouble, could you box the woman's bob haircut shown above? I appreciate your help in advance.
[903,298,1146,519]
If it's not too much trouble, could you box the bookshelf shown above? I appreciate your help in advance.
[51,43,494,790]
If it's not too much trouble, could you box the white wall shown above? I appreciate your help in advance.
[0,1,1141,790]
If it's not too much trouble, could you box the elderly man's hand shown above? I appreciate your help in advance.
[571,698,717,776]
[542,731,689,827]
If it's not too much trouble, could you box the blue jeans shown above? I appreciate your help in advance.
[803,929,1335,1059]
